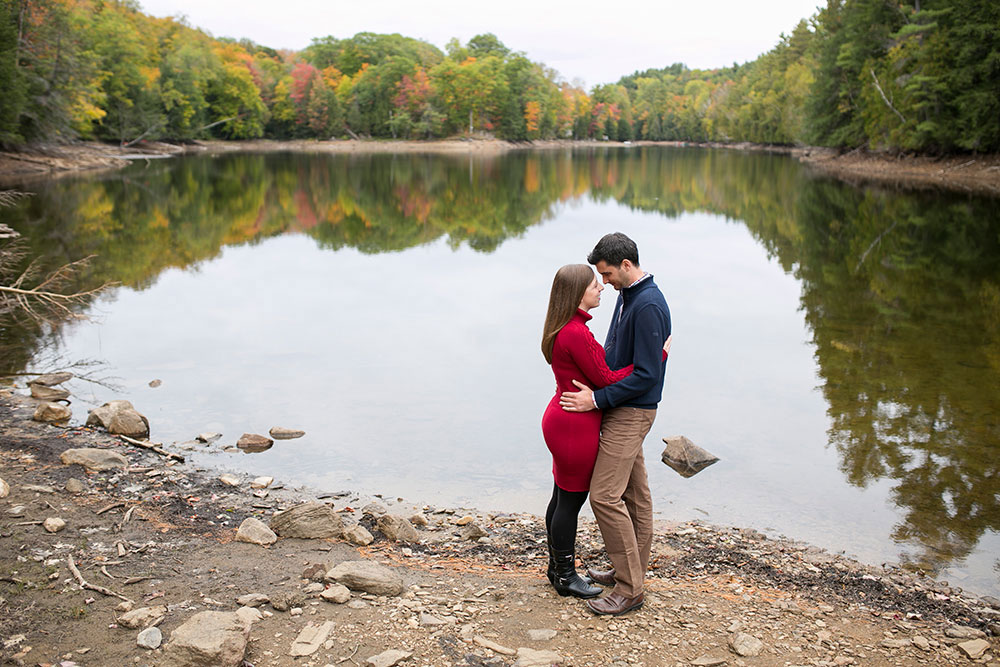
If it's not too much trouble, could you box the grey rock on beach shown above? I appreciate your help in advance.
[30,384,70,401]
[161,610,253,667]
[268,502,343,539]
[86,400,149,438]
[33,402,71,423]
[60,447,128,471]
[325,560,404,596]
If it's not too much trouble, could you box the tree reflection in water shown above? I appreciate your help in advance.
[3,147,999,578]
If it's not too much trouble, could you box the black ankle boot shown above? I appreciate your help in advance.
[546,544,556,585]
[551,549,601,599]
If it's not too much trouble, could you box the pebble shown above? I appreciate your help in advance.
[528,629,557,641]
[219,474,240,487]
[365,649,412,667]
[321,585,351,604]
[236,593,269,607]
[136,627,162,650]
[251,476,273,489]
[64,478,86,494]
[43,517,66,533]
[0,477,8,498]
[958,639,990,660]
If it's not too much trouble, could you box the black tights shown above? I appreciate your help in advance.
[544,482,589,552]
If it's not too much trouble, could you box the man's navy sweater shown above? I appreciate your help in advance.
[593,275,671,410]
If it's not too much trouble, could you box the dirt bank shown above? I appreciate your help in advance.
[3,140,998,196]
[1,386,998,667]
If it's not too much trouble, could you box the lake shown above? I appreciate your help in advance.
[3,146,999,598]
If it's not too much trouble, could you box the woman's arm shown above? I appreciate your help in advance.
[565,325,668,389]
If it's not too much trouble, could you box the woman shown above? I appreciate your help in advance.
[540,264,669,598]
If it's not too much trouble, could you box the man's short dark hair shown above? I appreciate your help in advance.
[587,232,639,267]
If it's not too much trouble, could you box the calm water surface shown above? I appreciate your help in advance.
[4,147,999,597]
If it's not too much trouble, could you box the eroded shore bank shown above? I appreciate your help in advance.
[2,386,999,667]
[2,139,999,196]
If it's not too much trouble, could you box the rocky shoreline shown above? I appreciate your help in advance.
[2,139,998,196]
[2,382,999,667]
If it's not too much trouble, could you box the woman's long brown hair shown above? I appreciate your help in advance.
[541,264,596,364]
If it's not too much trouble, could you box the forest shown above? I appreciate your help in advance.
[0,0,997,153]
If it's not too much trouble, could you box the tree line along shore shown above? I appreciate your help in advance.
[1,1,998,156]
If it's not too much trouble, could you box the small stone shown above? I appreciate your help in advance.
[911,635,929,650]
[270,592,305,612]
[60,448,128,471]
[269,427,305,440]
[237,433,273,452]
[880,639,911,649]
[958,639,990,660]
[528,629,557,641]
[302,563,327,581]
[460,523,488,541]
[513,647,563,666]
[136,627,162,650]
[0,477,8,498]
[219,474,241,487]
[321,584,351,604]
[946,625,986,639]
[343,524,374,546]
[347,599,368,609]
[31,372,73,386]
[377,514,420,542]
[420,613,447,626]
[691,657,728,667]
[362,501,388,516]
[453,515,475,525]
[148,379,162,388]
[409,512,428,526]
[235,606,263,627]
[303,582,325,595]
[22,484,56,493]
[236,517,277,546]
[196,432,222,443]
[288,620,334,656]
[236,593,269,607]
[118,606,167,629]
[43,517,66,533]
[6,504,26,517]
[250,476,273,489]
[729,633,764,657]
[365,649,412,667]
[474,636,516,655]
[64,478,86,494]
[34,402,71,423]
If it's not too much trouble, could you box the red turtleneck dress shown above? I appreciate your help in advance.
[541,309,635,492]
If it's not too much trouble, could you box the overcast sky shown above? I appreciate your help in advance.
[138,0,823,88]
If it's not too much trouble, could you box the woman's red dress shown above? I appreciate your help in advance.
[542,309,634,492]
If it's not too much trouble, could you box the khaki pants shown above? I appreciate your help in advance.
[589,407,656,598]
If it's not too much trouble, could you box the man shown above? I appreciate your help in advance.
[560,232,671,616]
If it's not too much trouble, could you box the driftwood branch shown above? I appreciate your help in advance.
[197,115,242,133]
[870,68,906,124]
[66,554,131,602]
[0,251,117,325]
[118,435,185,462]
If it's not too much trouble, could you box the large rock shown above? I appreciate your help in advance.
[236,517,277,546]
[377,514,420,543]
[31,372,73,386]
[86,400,149,438]
[325,560,404,596]
[60,447,128,471]
[268,502,343,539]
[30,384,70,401]
[161,611,252,667]
[33,402,71,423]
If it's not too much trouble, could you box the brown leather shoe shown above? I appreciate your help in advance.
[586,591,644,616]
[585,567,616,587]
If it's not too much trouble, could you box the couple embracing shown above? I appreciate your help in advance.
[541,232,671,616]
